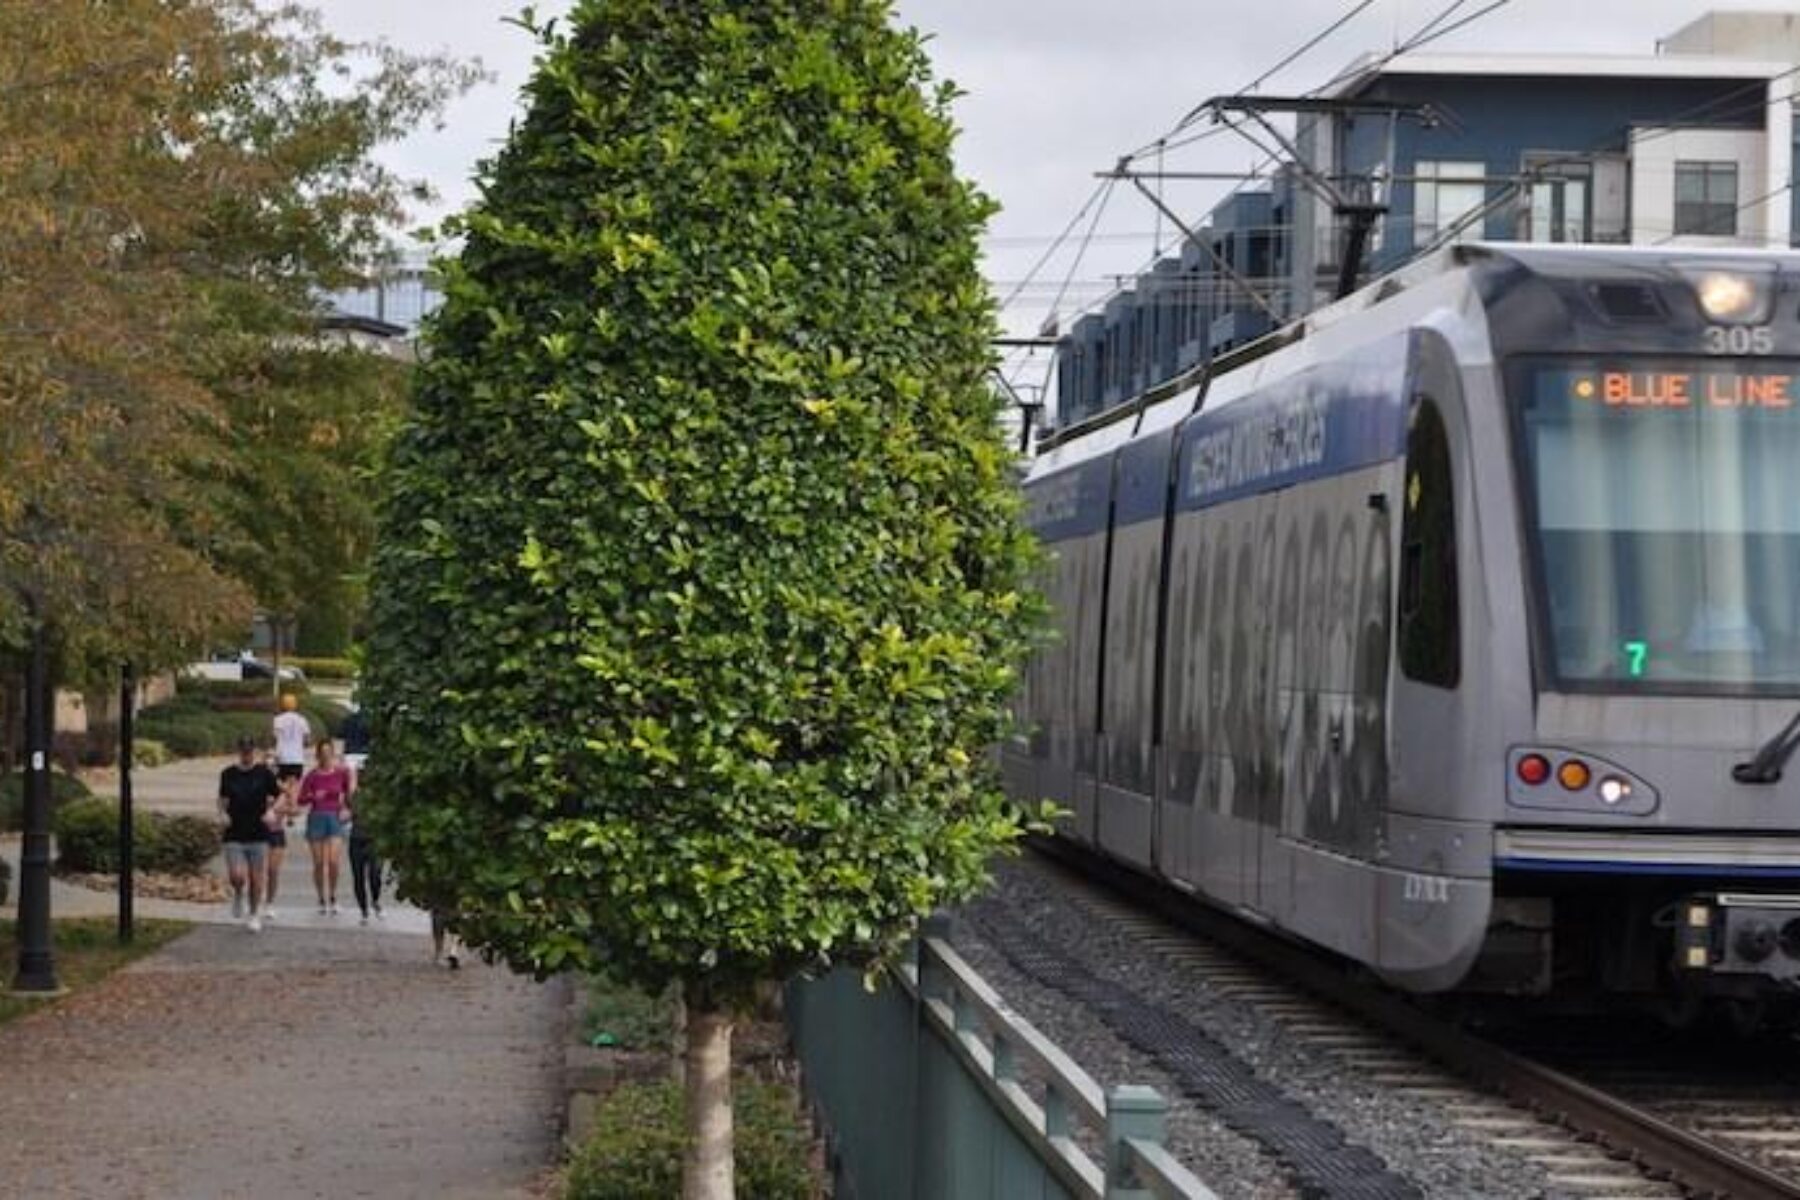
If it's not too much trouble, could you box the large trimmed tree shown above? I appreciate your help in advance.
[363,3,1040,1194]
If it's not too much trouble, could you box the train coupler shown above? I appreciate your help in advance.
[1675,893,1800,981]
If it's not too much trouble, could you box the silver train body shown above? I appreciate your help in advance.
[1008,243,1800,1013]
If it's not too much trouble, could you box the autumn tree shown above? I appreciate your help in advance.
[363,3,1040,1194]
[0,0,475,688]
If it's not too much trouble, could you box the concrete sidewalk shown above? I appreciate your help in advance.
[0,923,566,1199]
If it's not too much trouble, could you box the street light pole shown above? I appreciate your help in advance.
[12,604,60,994]
[118,662,135,945]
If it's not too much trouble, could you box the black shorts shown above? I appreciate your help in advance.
[276,764,304,782]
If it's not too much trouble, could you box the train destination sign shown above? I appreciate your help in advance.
[1554,367,1796,410]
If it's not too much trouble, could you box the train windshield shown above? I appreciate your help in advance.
[1517,361,1800,691]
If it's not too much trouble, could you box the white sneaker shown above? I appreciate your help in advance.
[317,903,328,915]
[359,914,369,926]
[328,902,339,917]
[231,891,245,919]
[373,906,384,920]
[247,914,263,933]
[263,906,278,922]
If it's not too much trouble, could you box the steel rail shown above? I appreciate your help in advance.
[1031,836,1800,1200]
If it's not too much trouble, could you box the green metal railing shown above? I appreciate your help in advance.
[786,923,1218,1200]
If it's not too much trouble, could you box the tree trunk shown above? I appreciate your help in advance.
[681,993,734,1200]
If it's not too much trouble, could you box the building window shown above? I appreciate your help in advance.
[1674,161,1738,237]
[1413,160,1487,244]
[1399,396,1460,688]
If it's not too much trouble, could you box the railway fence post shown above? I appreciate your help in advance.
[1104,1085,1166,1199]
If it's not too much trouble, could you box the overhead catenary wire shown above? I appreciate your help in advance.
[1126,0,1509,166]
[1084,0,1515,326]
[996,176,1116,313]
[1164,0,1382,138]
[1006,0,1517,409]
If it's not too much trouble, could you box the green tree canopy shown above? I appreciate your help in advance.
[365,0,1040,997]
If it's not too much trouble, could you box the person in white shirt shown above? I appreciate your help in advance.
[267,692,311,917]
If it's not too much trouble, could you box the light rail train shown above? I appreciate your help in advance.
[1007,243,1800,1025]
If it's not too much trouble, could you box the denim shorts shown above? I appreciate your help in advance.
[305,812,345,842]
[223,841,269,871]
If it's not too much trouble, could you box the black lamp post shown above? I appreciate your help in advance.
[12,606,60,994]
[118,663,135,945]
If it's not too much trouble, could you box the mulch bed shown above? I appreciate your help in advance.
[59,871,228,904]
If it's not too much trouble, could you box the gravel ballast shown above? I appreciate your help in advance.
[947,855,1579,1200]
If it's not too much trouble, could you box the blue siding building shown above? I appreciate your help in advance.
[1050,34,1797,430]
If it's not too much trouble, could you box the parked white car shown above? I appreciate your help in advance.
[184,651,306,683]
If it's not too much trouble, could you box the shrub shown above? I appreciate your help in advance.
[132,739,172,769]
[182,678,309,702]
[287,656,355,680]
[0,771,93,833]
[55,799,219,875]
[562,1078,815,1200]
[141,813,222,875]
[0,855,9,905]
[53,799,119,873]
[582,976,675,1050]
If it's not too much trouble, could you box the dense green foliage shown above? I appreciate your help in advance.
[0,771,92,833]
[561,1078,815,1200]
[55,800,219,875]
[364,1,1040,1002]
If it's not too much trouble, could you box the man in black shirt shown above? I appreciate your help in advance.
[218,736,280,932]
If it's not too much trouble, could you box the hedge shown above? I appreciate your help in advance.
[561,1078,815,1200]
[286,656,355,680]
[54,799,219,876]
[0,771,93,833]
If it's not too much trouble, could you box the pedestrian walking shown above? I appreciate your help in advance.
[431,910,464,970]
[268,692,310,917]
[217,737,280,933]
[298,737,354,915]
[346,806,383,925]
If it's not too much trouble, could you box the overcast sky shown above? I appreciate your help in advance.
[310,0,1779,358]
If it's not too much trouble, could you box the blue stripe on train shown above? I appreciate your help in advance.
[1024,330,1415,543]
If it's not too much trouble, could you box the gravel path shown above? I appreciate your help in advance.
[953,856,1570,1200]
[0,923,565,1199]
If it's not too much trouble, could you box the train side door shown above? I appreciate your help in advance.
[1388,340,1471,822]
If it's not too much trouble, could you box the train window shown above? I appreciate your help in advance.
[1399,396,1461,688]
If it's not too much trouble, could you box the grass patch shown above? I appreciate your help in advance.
[0,918,188,1027]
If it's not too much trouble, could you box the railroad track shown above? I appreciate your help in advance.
[1505,1024,1800,1186]
[1026,839,1800,1200]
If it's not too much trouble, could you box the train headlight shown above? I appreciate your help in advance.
[1682,266,1774,324]
[1597,775,1632,805]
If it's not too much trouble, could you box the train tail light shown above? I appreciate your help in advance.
[1516,754,1551,786]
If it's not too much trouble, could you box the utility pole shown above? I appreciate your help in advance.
[12,604,60,994]
[118,663,135,945]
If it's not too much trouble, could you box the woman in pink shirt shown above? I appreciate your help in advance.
[299,739,355,915]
